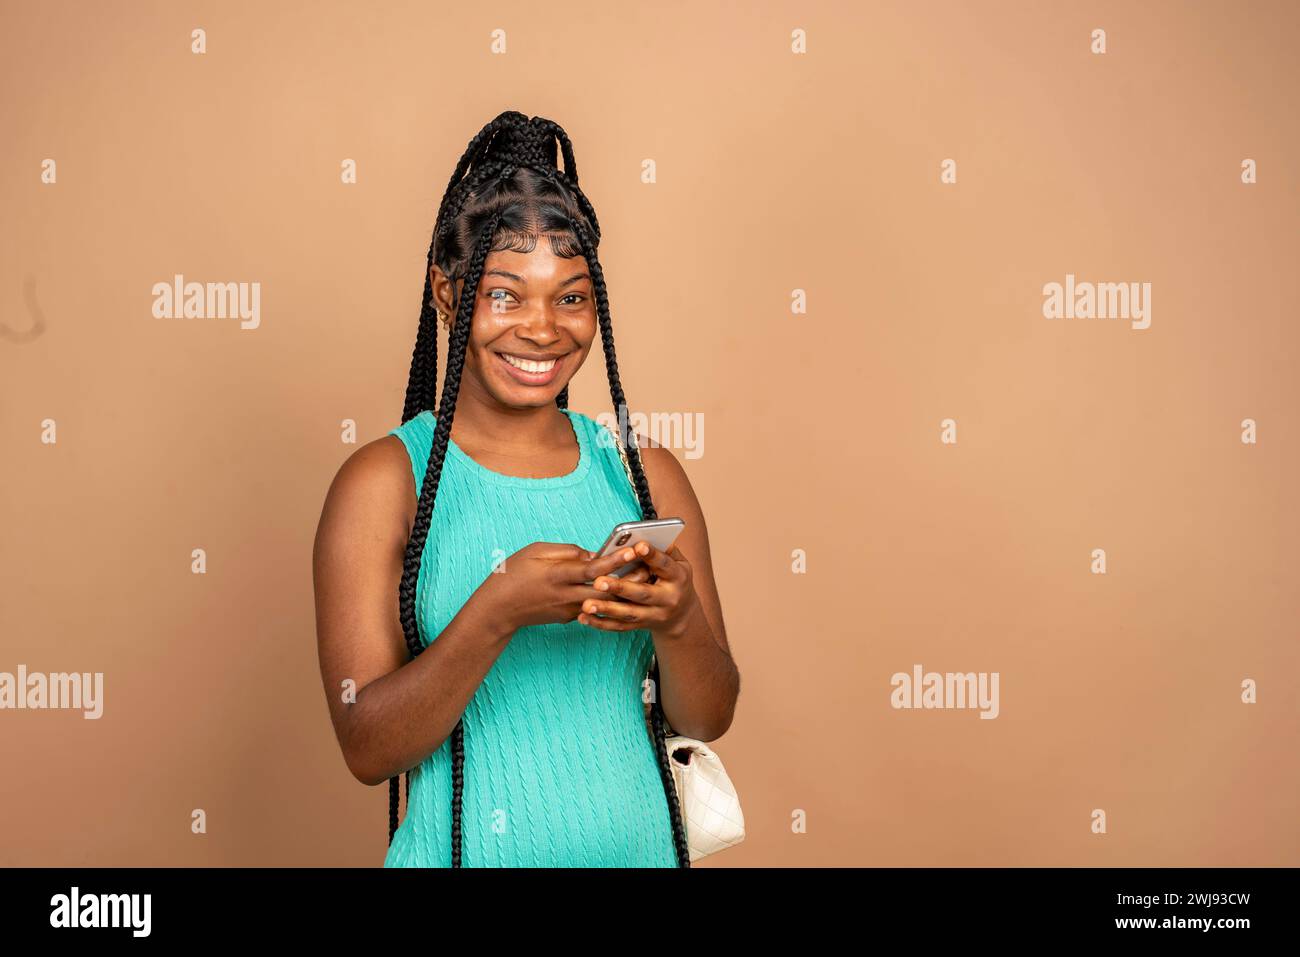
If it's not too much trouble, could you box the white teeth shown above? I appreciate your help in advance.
[502,354,558,373]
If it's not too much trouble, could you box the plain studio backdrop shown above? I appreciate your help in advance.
[1,0,1297,866]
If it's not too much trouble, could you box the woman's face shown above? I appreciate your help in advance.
[432,242,598,410]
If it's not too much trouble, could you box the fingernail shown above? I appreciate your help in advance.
[595,580,609,591]
[636,542,649,555]
[623,549,635,561]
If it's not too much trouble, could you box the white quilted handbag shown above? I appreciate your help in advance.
[601,418,746,862]
[657,689,746,862]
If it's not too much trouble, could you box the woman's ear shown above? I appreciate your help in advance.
[429,264,458,323]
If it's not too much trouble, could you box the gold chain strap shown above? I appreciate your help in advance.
[602,419,636,490]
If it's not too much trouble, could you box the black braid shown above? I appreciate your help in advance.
[388,111,688,868]
[400,234,440,422]
[569,215,690,866]
[392,203,504,865]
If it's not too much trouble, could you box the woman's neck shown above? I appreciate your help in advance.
[446,385,572,456]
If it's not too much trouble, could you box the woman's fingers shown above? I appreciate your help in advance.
[572,544,692,631]
[576,612,640,631]
[620,565,652,584]
[629,541,687,581]
[577,598,660,630]
[572,546,640,583]
[591,574,659,606]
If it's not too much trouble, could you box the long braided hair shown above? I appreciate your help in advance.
[390,110,690,867]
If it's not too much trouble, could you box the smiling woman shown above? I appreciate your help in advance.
[311,111,740,868]
[497,349,565,385]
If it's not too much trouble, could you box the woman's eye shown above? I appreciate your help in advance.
[486,289,585,306]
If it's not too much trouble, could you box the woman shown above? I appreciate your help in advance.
[312,111,739,867]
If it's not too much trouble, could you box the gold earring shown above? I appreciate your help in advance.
[436,309,448,329]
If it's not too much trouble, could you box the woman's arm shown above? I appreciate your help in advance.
[312,437,515,786]
[621,442,740,741]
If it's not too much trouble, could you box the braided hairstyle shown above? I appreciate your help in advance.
[391,110,689,867]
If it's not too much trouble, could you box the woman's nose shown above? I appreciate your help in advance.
[516,307,561,341]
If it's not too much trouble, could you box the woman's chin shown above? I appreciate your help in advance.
[490,380,571,408]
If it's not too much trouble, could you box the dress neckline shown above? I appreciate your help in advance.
[433,408,592,489]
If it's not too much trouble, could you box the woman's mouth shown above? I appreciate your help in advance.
[495,351,566,387]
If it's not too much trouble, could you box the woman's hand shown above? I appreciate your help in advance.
[480,542,641,633]
[577,541,698,637]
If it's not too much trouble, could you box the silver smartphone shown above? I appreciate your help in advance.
[592,518,685,579]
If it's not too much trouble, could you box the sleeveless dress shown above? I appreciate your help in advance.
[382,407,677,867]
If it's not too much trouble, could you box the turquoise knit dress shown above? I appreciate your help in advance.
[382,407,677,867]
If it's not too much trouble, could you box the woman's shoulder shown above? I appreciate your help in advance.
[384,410,440,496]
[568,407,646,451]
[316,427,417,554]
[574,408,673,459]
[562,407,611,442]
[388,408,436,447]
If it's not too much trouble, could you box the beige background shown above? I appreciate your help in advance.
[2,0,1297,866]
